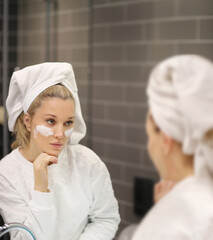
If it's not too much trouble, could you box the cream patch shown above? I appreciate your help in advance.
[64,128,73,137]
[34,125,54,138]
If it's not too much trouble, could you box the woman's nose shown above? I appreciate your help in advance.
[53,125,64,138]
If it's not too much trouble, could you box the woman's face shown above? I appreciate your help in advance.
[146,112,165,175]
[27,97,75,157]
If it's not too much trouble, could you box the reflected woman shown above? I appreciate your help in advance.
[133,55,213,239]
[0,63,120,240]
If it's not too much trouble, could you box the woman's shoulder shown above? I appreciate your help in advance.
[135,176,213,239]
[156,176,213,214]
[0,149,18,168]
[65,144,103,166]
[0,148,21,179]
[61,144,108,179]
[137,177,213,236]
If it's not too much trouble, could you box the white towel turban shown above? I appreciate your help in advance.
[147,55,213,177]
[6,62,86,145]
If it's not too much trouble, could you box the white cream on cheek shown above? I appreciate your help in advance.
[34,125,54,138]
[34,125,73,138]
[64,128,73,137]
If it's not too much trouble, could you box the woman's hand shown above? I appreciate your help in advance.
[33,153,58,192]
[154,180,176,203]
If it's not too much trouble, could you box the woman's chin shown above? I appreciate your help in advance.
[41,144,65,157]
[44,149,62,157]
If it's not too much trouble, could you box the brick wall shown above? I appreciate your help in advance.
[0,0,18,158]
[0,0,18,98]
[16,0,213,238]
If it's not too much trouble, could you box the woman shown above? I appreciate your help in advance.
[0,62,120,240]
[132,55,213,239]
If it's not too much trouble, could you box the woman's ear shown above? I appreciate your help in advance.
[161,132,174,155]
[24,113,32,132]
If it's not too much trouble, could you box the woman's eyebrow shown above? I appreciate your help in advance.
[44,114,56,117]
[44,114,75,119]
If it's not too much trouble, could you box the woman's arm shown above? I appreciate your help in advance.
[0,152,57,240]
[0,174,54,239]
[33,152,58,192]
[79,160,120,240]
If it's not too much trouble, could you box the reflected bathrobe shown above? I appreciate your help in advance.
[0,144,120,240]
[132,176,213,240]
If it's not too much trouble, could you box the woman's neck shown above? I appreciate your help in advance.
[19,146,40,163]
[164,151,194,183]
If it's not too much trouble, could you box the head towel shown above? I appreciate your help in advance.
[147,54,213,178]
[147,54,213,155]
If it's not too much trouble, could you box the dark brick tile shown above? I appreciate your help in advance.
[109,25,143,42]
[93,45,123,62]
[127,0,175,21]
[125,126,147,145]
[123,164,158,184]
[59,0,89,10]
[77,84,88,99]
[68,30,89,45]
[71,48,89,62]
[113,182,133,202]
[126,45,148,62]
[123,204,142,223]
[159,20,196,40]
[125,85,147,103]
[178,43,213,62]
[93,85,123,101]
[109,65,141,82]
[68,11,89,27]
[93,0,107,5]
[93,5,124,24]
[107,105,147,124]
[92,103,106,119]
[144,22,158,40]
[93,66,106,82]
[178,0,213,16]
[91,140,105,157]
[92,122,123,140]
[106,143,141,165]
[200,19,213,40]
[73,66,89,81]
[104,161,122,181]
[148,43,174,62]
[93,27,108,43]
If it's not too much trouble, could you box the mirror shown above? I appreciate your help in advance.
[0,223,36,240]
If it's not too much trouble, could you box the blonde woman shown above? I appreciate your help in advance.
[133,55,213,240]
[0,63,120,240]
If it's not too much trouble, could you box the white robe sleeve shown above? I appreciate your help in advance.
[0,174,56,240]
[79,160,120,240]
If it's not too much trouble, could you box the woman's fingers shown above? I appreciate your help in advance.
[33,153,57,169]
[154,180,176,203]
[33,153,58,192]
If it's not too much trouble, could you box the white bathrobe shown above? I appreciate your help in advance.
[0,144,120,240]
[132,175,213,240]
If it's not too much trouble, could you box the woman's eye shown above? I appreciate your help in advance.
[46,119,55,125]
[65,121,73,126]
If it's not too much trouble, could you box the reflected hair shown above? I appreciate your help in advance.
[11,84,74,149]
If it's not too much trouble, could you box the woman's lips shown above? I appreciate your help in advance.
[50,143,63,149]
